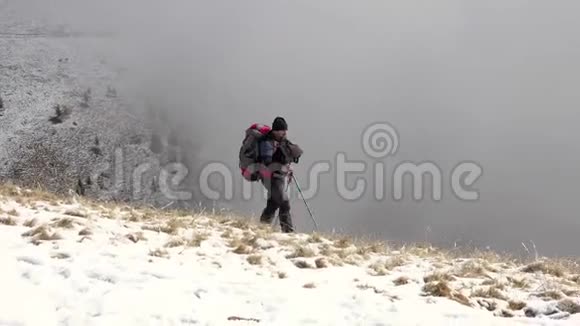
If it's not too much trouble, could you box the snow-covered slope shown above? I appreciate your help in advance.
[0,184,579,326]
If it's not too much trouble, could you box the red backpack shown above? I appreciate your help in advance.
[239,123,271,181]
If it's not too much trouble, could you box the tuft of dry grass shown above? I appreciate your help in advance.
[315,258,329,269]
[233,244,253,255]
[393,276,410,286]
[221,228,234,239]
[356,242,387,256]
[557,299,580,314]
[126,232,147,243]
[481,279,507,291]
[423,281,471,307]
[508,300,527,311]
[536,290,564,301]
[424,272,456,283]
[333,237,352,249]
[164,237,186,248]
[368,255,408,276]
[471,286,509,301]
[522,261,566,277]
[0,216,17,225]
[286,245,316,259]
[187,232,209,247]
[455,260,493,278]
[247,255,263,265]
[385,255,407,270]
[368,261,388,276]
[423,281,452,297]
[294,260,314,269]
[563,289,580,297]
[64,209,87,218]
[23,218,37,227]
[307,233,323,243]
[52,217,75,229]
[303,282,316,289]
[149,248,169,258]
[219,217,252,230]
[507,276,530,289]
[278,271,288,279]
[357,284,385,294]
[51,252,71,259]
[22,225,62,241]
[6,209,19,216]
[78,228,92,236]
[476,299,498,312]
[142,218,186,235]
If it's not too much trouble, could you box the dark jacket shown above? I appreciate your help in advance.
[257,132,303,177]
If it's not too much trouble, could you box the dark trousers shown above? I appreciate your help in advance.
[260,174,294,233]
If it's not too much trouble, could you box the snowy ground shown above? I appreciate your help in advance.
[0,185,579,326]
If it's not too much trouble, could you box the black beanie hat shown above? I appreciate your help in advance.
[272,116,288,131]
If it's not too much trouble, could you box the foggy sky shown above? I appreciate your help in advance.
[8,0,580,256]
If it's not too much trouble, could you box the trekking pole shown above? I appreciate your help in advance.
[291,174,319,232]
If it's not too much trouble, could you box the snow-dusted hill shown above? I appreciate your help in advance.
[0,3,203,209]
[0,183,579,326]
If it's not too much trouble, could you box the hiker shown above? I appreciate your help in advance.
[256,117,303,232]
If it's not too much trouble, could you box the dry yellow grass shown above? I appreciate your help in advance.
[303,282,316,289]
[78,228,92,236]
[536,290,564,301]
[51,252,71,259]
[286,245,316,259]
[422,281,471,307]
[187,232,209,247]
[247,255,263,265]
[126,232,147,243]
[142,218,186,235]
[277,271,288,279]
[471,286,509,301]
[233,244,253,255]
[508,300,527,311]
[221,228,234,239]
[23,218,37,227]
[455,260,494,278]
[423,272,456,283]
[149,248,169,258]
[480,279,507,291]
[6,209,19,217]
[64,209,87,218]
[294,260,314,269]
[315,257,329,269]
[475,298,498,312]
[385,255,407,270]
[0,216,17,225]
[164,237,186,248]
[333,237,352,249]
[368,261,388,276]
[307,233,323,243]
[21,225,62,241]
[507,276,530,289]
[523,261,566,277]
[557,299,580,314]
[393,276,410,286]
[228,232,264,253]
[51,217,76,229]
